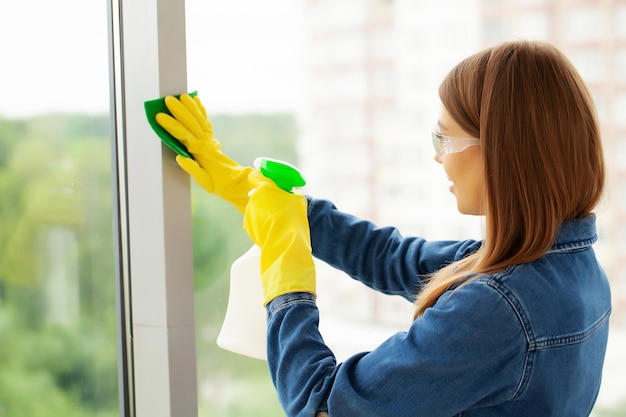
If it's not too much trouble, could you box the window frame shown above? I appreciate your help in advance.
[108,0,199,416]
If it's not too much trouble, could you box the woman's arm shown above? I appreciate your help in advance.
[266,281,526,417]
[307,197,481,300]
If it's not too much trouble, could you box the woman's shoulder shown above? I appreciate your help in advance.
[477,251,610,343]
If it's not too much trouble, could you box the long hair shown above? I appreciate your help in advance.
[413,41,605,319]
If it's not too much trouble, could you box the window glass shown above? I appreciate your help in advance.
[569,49,606,83]
[185,1,299,414]
[616,49,626,82]
[616,138,626,170]
[619,181,626,212]
[616,93,626,128]
[593,91,608,125]
[564,7,605,41]
[616,6,626,39]
[186,1,626,415]
[482,18,504,44]
[515,12,549,40]
[0,1,118,416]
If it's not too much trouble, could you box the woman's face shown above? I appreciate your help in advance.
[434,106,485,215]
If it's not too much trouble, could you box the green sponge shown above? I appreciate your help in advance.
[144,91,197,159]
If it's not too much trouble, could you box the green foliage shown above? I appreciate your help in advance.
[0,309,118,416]
[0,111,297,416]
[0,112,118,416]
[184,112,299,417]
[189,113,298,415]
[212,113,298,167]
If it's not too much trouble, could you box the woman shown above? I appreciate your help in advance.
[157,40,611,416]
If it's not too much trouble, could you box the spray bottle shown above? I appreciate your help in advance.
[216,157,307,360]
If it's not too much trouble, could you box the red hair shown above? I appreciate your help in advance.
[414,41,605,318]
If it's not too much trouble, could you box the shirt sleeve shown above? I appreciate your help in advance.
[307,197,482,300]
[265,281,528,417]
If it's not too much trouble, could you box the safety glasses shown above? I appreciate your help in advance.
[432,128,480,157]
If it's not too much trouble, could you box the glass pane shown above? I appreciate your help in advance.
[186,1,300,414]
[0,2,118,417]
[616,49,626,82]
[569,49,606,83]
[514,12,549,40]
[187,1,626,415]
[616,93,626,128]
[616,6,626,39]
[564,7,605,41]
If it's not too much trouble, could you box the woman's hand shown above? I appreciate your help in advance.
[156,93,253,213]
[243,171,316,305]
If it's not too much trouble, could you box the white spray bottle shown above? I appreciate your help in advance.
[216,157,307,360]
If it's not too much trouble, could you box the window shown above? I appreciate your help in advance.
[564,7,605,41]
[616,6,626,39]
[183,2,626,414]
[616,138,626,170]
[515,12,550,40]
[616,93,626,128]
[616,49,626,82]
[482,18,504,43]
[0,1,118,416]
[5,1,626,416]
[569,49,606,83]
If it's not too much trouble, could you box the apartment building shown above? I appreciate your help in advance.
[299,0,626,327]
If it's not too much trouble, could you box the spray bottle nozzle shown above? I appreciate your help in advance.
[254,157,306,193]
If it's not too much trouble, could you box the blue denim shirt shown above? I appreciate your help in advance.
[265,197,611,417]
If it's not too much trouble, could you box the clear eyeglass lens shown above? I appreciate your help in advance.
[432,128,479,157]
[432,130,445,156]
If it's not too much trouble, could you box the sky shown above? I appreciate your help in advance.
[186,1,306,114]
[0,0,304,118]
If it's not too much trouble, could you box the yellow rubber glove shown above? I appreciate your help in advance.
[155,94,253,213]
[244,171,316,306]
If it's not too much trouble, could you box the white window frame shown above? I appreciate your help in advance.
[108,0,198,416]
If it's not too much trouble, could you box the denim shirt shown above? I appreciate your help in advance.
[265,197,612,417]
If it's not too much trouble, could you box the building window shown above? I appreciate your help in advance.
[616,93,626,128]
[564,7,605,42]
[515,12,550,40]
[616,49,626,82]
[616,138,626,170]
[569,49,606,83]
[616,6,626,39]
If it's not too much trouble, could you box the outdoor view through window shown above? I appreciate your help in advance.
[1,0,625,416]
[186,1,626,415]
[0,1,117,416]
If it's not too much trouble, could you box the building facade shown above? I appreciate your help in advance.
[299,0,626,327]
